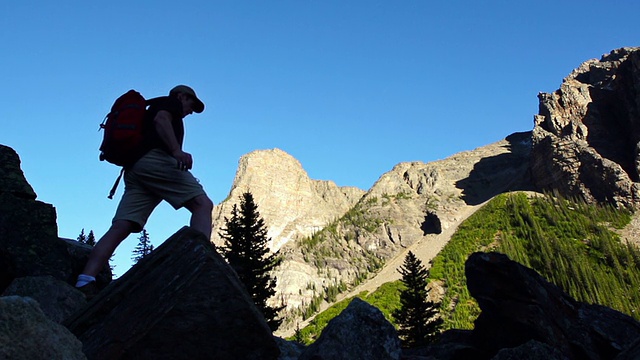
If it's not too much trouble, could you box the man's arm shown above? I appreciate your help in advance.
[154,110,193,170]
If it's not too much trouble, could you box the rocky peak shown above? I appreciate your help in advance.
[531,47,640,208]
[0,144,37,200]
[210,148,364,251]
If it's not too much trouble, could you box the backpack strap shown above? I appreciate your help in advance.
[107,168,125,199]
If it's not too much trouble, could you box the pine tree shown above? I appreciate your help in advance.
[77,228,86,244]
[86,230,96,246]
[131,229,154,264]
[219,192,284,331]
[393,251,443,347]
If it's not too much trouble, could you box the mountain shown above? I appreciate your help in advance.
[3,46,640,359]
[211,47,640,335]
[531,47,640,208]
[211,132,534,331]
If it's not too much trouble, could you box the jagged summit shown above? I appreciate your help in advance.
[211,148,364,251]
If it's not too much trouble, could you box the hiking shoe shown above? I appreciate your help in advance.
[77,281,99,301]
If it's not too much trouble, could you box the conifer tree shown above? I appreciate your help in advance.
[86,230,96,246]
[77,228,86,244]
[132,229,154,264]
[219,192,284,331]
[393,251,443,347]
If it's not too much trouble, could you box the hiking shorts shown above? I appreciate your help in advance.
[113,149,207,230]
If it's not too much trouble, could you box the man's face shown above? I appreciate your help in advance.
[179,94,196,116]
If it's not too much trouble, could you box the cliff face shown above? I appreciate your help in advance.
[210,148,365,251]
[531,47,640,208]
[211,133,534,323]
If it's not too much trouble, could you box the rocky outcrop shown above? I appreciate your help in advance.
[0,144,111,293]
[531,47,640,208]
[416,252,640,360]
[211,148,364,252]
[65,226,281,360]
[3,275,86,324]
[272,132,533,327]
[299,298,402,360]
[0,296,86,360]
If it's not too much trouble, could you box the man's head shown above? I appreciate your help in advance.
[170,85,205,116]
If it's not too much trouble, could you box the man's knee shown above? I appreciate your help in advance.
[185,194,214,213]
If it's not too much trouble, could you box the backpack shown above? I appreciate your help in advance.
[98,90,147,198]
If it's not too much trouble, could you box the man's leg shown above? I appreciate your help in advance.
[184,194,214,238]
[80,219,137,278]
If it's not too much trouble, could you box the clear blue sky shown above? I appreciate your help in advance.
[2,1,639,276]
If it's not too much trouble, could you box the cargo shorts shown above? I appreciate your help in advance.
[113,149,206,230]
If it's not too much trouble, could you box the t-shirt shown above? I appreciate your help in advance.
[142,96,185,155]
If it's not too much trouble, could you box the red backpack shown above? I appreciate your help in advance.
[99,90,147,198]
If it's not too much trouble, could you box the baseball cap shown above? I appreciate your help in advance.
[170,85,205,113]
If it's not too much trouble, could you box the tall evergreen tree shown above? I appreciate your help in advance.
[219,192,284,331]
[393,251,443,347]
[132,229,154,263]
[77,228,86,244]
[86,230,96,246]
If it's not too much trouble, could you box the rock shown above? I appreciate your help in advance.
[274,336,306,360]
[299,297,402,360]
[65,226,280,360]
[0,144,112,293]
[465,252,640,359]
[0,295,86,360]
[211,148,364,252]
[531,47,640,208]
[490,340,567,360]
[0,144,37,199]
[2,275,86,323]
[615,337,640,360]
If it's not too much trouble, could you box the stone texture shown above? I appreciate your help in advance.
[65,226,280,360]
[0,295,86,360]
[0,144,112,293]
[211,148,364,252]
[0,144,37,199]
[299,298,402,360]
[215,136,533,333]
[466,252,640,359]
[2,275,86,323]
[531,47,640,208]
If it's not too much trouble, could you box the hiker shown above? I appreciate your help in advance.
[75,85,214,298]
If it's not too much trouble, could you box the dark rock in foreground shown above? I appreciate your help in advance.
[65,226,280,360]
[0,144,111,293]
[299,297,402,360]
[420,252,640,360]
[0,296,86,360]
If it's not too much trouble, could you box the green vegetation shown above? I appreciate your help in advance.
[293,199,387,320]
[393,251,442,346]
[219,192,284,331]
[430,192,639,330]
[289,281,404,345]
[291,192,640,343]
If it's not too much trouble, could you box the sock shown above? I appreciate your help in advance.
[75,274,96,288]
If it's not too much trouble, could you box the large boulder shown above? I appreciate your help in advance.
[299,297,402,360]
[0,295,86,360]
[2,275,86,323]
[0,144,111,292]
[466,252,640,359]
[65,226,280,360]
[531,47,640,208]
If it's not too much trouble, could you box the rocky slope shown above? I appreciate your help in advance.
[531,47,640,208]
[208,47,640,335]
[211,132,534,332]
[210,148,364,252]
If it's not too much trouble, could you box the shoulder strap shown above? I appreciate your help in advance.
[107,168,125,199]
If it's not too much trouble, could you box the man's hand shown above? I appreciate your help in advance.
[172,149,193,171]
[153,110,193,171]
